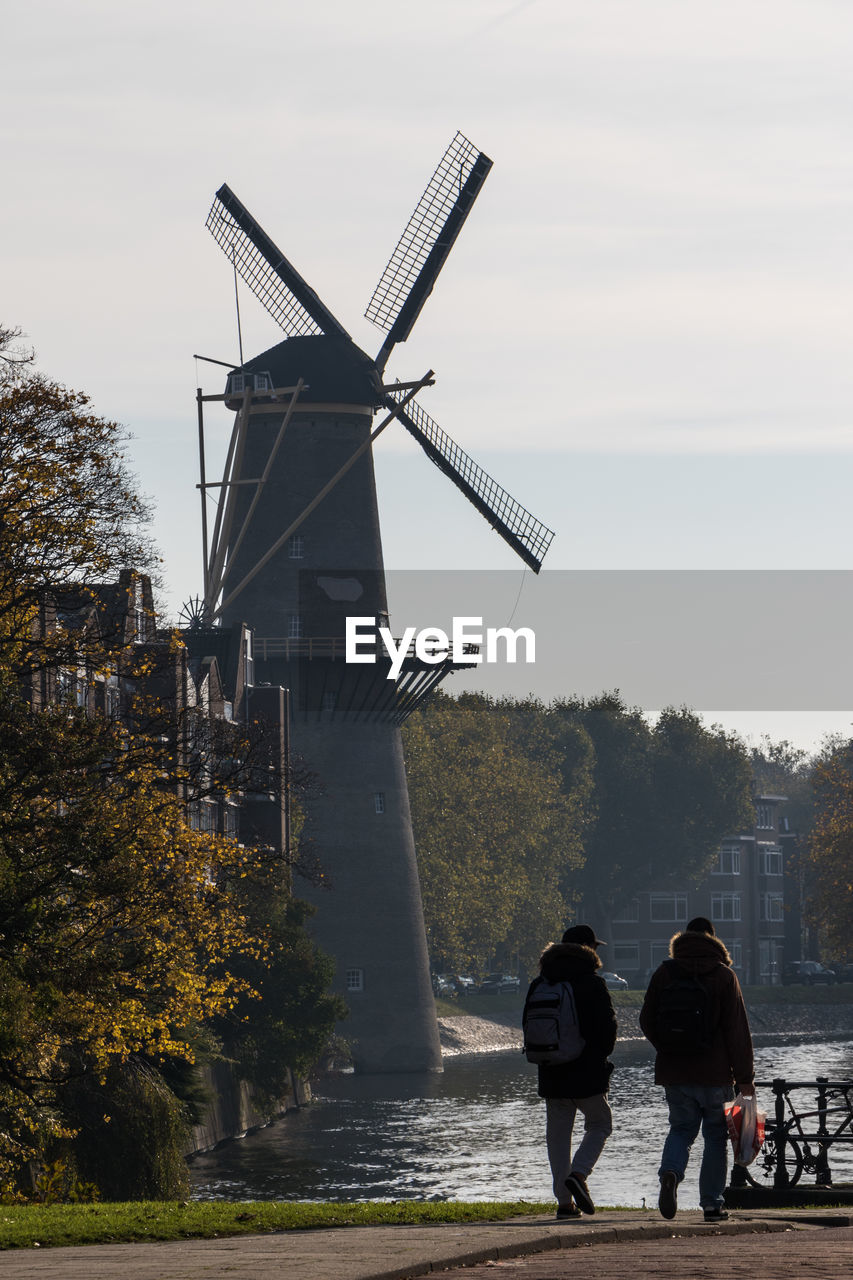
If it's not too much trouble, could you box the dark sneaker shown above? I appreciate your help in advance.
[564,1172,595,1215]
[703,1206,729,1223]
[556,1203,581,1219]
[658,1170,678,1220]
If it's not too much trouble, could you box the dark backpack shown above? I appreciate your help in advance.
[653,960,716,1054]
[522,977,585,1065]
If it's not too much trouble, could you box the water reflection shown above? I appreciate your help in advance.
[189,1038,853,1209]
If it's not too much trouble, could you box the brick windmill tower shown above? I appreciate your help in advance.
[198,133,554,1072]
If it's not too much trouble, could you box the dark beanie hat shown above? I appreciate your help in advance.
[687,916,715,936]
[561,924,605,948]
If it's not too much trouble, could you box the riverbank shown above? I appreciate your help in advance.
[438,994,853,1056]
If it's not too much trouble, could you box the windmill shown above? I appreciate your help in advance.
[198,132,554,1073]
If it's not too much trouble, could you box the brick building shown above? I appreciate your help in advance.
[608,794,799,987]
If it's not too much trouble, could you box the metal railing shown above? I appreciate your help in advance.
[743,1077,853,1190]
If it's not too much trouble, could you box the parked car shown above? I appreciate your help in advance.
[601,970,628,991]
[479,972,520,995]
[833,963,853,984]
[431,974,457,998]
[782,960,836,986]
[452,975,476,996]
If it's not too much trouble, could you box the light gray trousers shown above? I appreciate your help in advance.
[545,1094,613,1201]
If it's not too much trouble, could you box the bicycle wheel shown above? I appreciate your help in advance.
[744,1133,804,1188]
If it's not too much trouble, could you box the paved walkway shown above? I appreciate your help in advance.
[0,1209,850,1280]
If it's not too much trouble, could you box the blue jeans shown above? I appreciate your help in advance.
[659,1084,733,1210]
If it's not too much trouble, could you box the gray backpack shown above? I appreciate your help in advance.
[522,977,585,1065]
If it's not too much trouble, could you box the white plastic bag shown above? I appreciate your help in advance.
[724,1093,766,1166]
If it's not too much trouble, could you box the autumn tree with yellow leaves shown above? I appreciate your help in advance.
[0,334,342,1197]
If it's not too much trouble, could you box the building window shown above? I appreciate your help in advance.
[711,893,741,922]
[760,893,784,922]
[288,535,305,559]
[58,668,75,704]
[649,894,687,923]
[374,792,385,814]
[650,941,671,969]
[288,615,303,639]
[104,680,119,719]
[715,845,741,875]
[721,939,743,968]
[346,968,364,992]
[321,690,338,712]
[199,802,218,834]
[244,630,254,688]
[759,938,784,981]
[758,847,783,876]
[613,942,639,967]
[613,899,640,923]
[756,802,774,829]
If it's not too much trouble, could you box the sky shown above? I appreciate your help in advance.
[4,0,853,751]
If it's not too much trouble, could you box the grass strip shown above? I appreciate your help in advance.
[0,1200,555,1250]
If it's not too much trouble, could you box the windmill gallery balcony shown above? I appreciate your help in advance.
[252,634,479,726]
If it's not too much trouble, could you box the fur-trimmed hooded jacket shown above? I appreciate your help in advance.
[639,930,754,1089]
[531,942,618,1099]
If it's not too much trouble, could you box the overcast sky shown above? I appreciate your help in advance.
[5,0,853,749]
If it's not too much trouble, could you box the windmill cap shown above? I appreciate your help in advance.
[561,924,605,949]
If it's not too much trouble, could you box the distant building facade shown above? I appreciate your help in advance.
[609,794,800,987]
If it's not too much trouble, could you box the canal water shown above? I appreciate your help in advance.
[188,1038,853,1209]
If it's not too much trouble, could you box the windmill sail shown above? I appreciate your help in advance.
[206,184,350,341]
[385,390,554,573]
[366,133,492,371]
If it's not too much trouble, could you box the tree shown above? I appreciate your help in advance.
[0,345,339,1194]
[403,692,589,975]
[541,695,755,933]
[808,743,853,960]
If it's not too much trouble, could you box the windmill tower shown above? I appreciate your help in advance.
[198,133,554,1073]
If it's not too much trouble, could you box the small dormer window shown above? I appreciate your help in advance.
[288,535,305,559]
[288,615,303,639]
[228,371,273,397]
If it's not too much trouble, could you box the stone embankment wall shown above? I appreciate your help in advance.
[439,1000,853,1057]
[188,1061,310,1156]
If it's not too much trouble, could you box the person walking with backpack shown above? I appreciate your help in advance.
[523,924,617,1219]
[639,916,755,1223]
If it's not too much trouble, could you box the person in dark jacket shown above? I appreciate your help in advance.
[639,916,755,1223]
[533,924,617,1218]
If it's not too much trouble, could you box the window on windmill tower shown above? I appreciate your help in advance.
[288,614,303,639]
[374,792,385,814]
[288,535,305,559]
[346,969,364,992]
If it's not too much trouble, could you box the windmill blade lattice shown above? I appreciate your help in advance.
[385,390,554,573]
[206,184,350,340]
[366,132,492,369]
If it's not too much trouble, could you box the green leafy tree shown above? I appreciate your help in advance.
[808,743,853,960]
[546,695,755,933]
[403,692,589,975]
